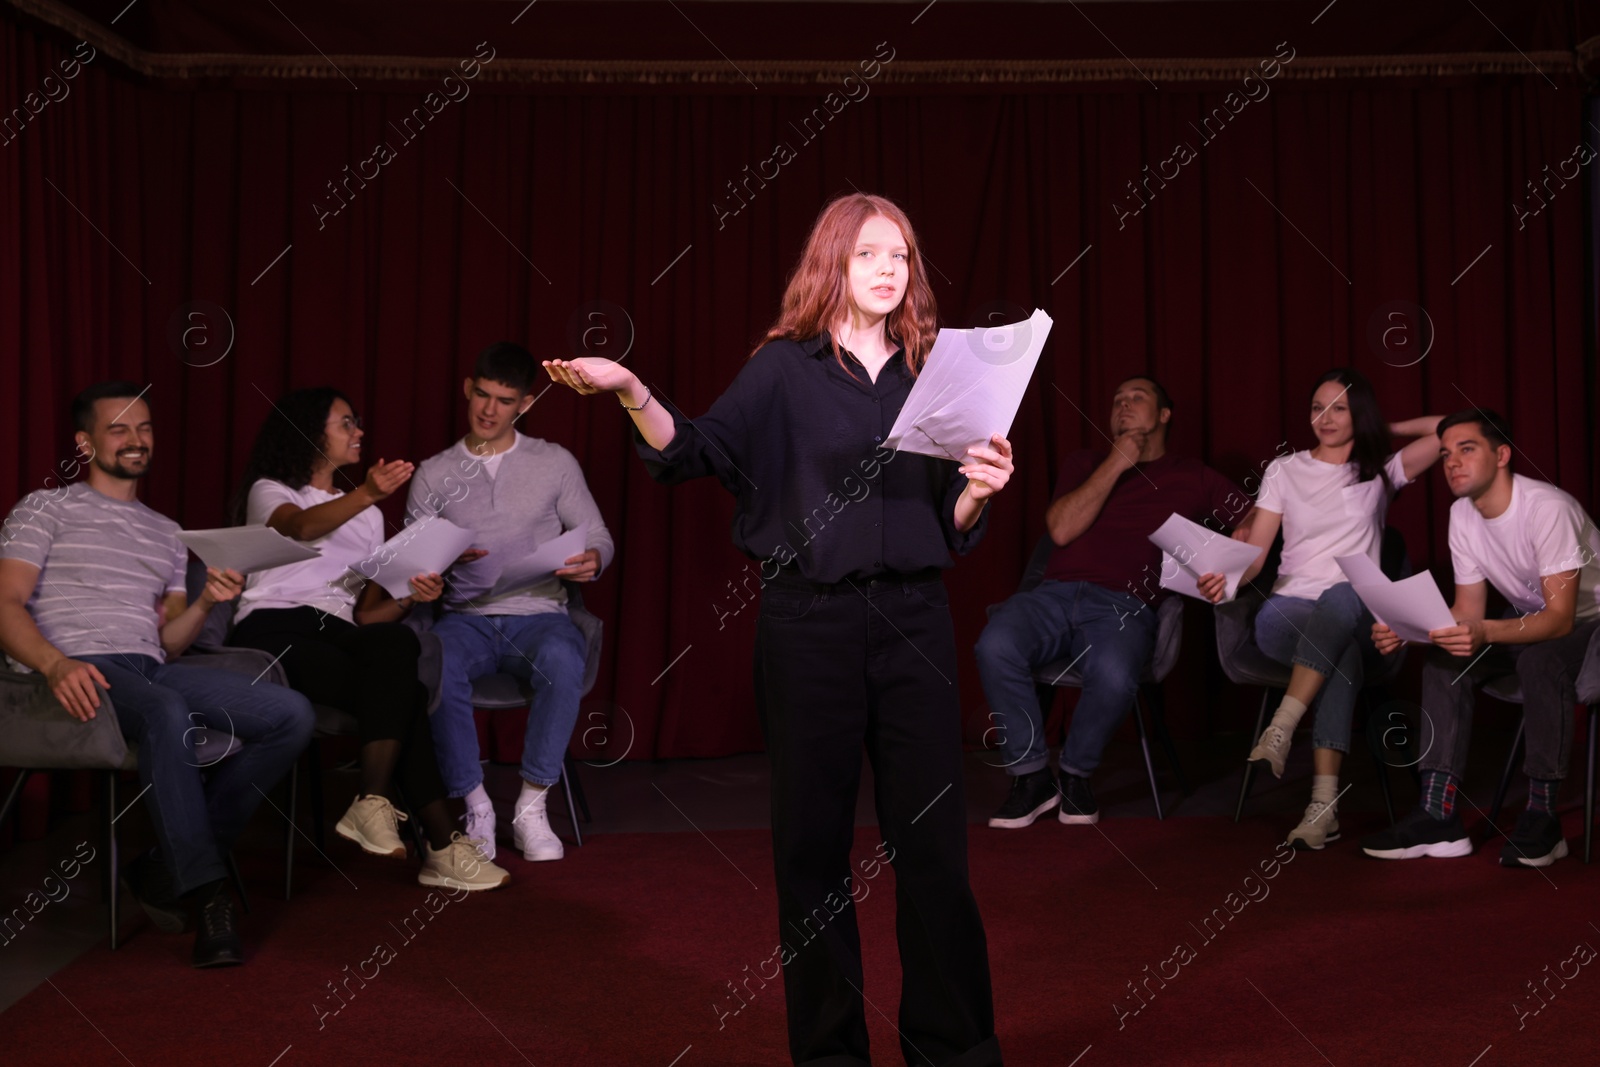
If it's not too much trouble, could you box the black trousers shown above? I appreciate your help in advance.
[1420,616,1600,782]
[756,571,1001,1067]
[230,607,446,811]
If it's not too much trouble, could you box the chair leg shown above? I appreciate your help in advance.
[565,755,592,823]
[225,852,251,914]
[1363,696,1397,826]
[1234,689,1274,823]
[0,768,32,837]
[1488,714,1526,826]
[308,737,327,853]
[284,761,298,902]
[1371,734,1397,826]
[105,772,120,950]
[1130,690,1165,820]
[391,783,427,856]
[559,762,584,847]
[1585,706,1595,864]
[1144,684,1190,796]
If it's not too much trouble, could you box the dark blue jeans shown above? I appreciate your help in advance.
[81,654,314,897]
[975,580,1158,778]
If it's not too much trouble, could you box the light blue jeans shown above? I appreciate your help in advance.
[1252,582,1375,753]
[428,612,586,794]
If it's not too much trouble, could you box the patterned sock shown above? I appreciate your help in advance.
[1311,775,1339,808]
[1527,778,1560,814]
[1267,695,1309,735]
[1421,770,1459,819]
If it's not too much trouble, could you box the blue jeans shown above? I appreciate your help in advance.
[1252,582,1375,753]
[80,654,314,897]
[974,580,1158,777]
[429,612,587,794]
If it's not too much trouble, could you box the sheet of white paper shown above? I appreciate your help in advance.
[351,515,478,599]
[1335,553,1455,644]
[1147,513,1265,603]
[486,525,591,598]
[177,526,321,573]
[884,309,1053,462]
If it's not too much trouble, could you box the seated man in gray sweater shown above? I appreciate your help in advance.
[407,342,614,862]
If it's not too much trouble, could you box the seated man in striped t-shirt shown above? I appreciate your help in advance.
[0,381,313,968]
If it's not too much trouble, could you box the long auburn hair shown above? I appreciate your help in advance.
[230,387,352,525]
[1311,367,1392,493]
[755,193,939,376]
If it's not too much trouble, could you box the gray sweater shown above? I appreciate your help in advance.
[407,433,614,615]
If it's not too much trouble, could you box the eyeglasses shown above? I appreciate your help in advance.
[328,414,363,432]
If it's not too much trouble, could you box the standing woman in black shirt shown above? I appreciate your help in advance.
[545,193,1010,1067]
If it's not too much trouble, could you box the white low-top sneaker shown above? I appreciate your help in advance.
[512,789,564,861]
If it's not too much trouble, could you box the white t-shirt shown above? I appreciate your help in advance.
[235,480,384,625]
[466,435,515,480]
[1256,450,1410,600]
[1447,474,1600,621]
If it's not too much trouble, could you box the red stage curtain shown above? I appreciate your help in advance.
[1,17,1593,763]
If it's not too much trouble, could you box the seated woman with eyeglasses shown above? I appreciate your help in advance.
[228,388,508,892]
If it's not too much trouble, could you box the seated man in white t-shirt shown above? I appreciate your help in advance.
[1361,409,1600,868]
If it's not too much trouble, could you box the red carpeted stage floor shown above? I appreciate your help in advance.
[4,813,1596,1066]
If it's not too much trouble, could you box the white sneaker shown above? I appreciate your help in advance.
[462,803,497,861]
[419,832,509,891]
[335,795,408,859]
[1286,800,1341,850]
[1248,724,1291,779]
[512,789,564,861]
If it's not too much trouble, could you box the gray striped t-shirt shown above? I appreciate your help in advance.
[0,483,187,662]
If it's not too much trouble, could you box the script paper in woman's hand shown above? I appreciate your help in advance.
[884,309,1052,461]
[1147,513,1265,602]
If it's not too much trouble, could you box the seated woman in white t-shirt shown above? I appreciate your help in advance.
[1231,368,1442,850]
[228,388,508,892]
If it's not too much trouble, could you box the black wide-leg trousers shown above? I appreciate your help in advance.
[755,571,1001,1067]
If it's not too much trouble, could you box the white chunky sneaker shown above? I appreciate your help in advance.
[462,803,497,862]
[511,789,564,862]
[1286,800,1341,850]
[419,832,509,891]
[1248,724,1291,779]
[335,795,408,858]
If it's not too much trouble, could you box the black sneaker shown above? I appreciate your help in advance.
[121,850,188,934]
[1057,772,1100,825]
[1499,810,1568,868]
[191,883,243,969]
[1360,808,1473,860]
[987,769,1059,829]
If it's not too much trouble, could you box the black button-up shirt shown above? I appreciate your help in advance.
[636,333,987,583]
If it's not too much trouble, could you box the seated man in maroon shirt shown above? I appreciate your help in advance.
[976,375,1246,827]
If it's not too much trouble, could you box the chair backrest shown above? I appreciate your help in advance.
[1379,524,1410,581]
[1148,595,1185,683]
[1016,534,1056,596]
[1576,624,1600,705]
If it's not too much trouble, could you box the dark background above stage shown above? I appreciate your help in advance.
[2,0,1597,760]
